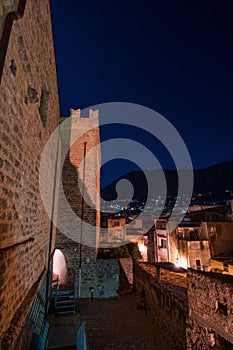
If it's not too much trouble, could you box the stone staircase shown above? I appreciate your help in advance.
[55,290,75,315]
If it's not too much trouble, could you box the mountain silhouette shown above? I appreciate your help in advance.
[101,161,233,200]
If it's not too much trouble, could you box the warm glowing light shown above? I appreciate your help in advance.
[138,240,147,262]
[175,256,188,269]
[53,249,67,284]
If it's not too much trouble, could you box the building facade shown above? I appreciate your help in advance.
[0,0,60,347]
[169,222,212,270]
[147,204,233,273]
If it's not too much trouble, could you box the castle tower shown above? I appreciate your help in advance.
[56,108,101,298]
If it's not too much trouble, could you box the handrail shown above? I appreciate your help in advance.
[76,321,88,350]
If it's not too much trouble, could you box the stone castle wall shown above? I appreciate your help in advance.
[134,262,188,350]
[0,0,60,347]
[95,259,120,298]
[134,263,233,349]
[186,269,233,349]
[56,109,101,298]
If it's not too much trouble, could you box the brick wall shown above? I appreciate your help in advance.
[0,0,60,347]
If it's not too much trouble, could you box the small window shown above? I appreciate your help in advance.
[113,221,120,227]
[196,259,201,270]
[160,239,167,249]
[156,221,166,229]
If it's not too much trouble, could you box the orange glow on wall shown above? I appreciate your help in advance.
[175,256,188,269]
[138,239,147,262]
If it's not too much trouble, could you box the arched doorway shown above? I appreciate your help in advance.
[53,249,67,284]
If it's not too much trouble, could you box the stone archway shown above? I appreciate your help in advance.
[53,249,67,284]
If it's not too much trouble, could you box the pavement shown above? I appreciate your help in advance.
[47,292,170,350]
[47,312,77,349]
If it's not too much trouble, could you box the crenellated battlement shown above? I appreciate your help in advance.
[70,107,99,120]
[60,108,100,146]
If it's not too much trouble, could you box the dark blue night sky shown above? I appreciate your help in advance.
[50,0,233,186]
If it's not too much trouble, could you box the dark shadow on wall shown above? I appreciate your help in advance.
[55,150,99,291]
[62,152,98,226]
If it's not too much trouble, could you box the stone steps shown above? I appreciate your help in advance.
[55,291,75,315]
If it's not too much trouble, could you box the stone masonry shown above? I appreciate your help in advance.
[0,0,60,347]
[186,269,233,349]
[56,108,101,298]
[95,259,120,298]
[134,262,188,349]
[134,262,233,349]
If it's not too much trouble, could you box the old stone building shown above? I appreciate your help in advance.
[125,218,143,243]
[147,204,233,273]
[154,219,169,262]
[55,108,101,298]
[0,0,60,348]
[169,208,233,271]
[169,221,212,270]
[1,1,233,349]
[99,217,126,246]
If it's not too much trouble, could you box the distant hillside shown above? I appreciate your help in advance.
[101,161,233,200]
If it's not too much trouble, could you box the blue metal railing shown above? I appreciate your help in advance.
[76,322,87,350]
[29,321,49,350]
